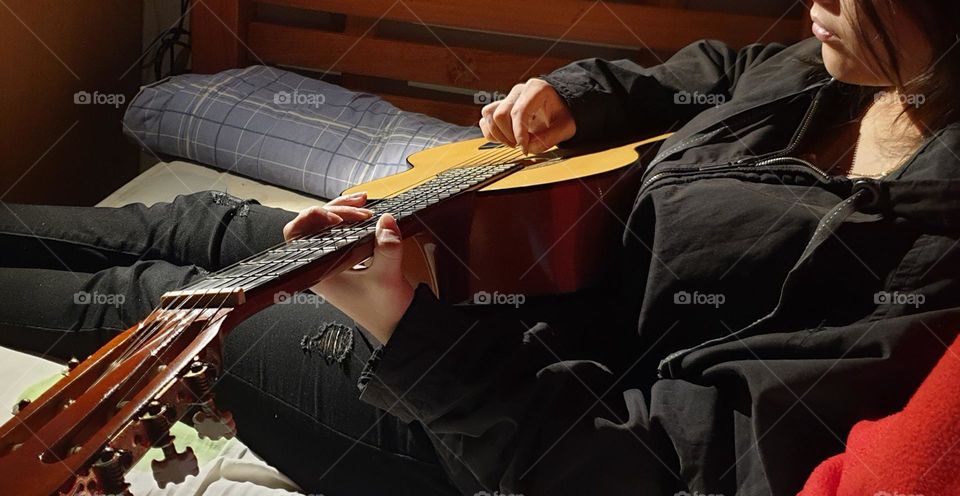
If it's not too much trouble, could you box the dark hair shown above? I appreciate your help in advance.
[854,0,960,134]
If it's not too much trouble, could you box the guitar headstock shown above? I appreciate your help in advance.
[0,304,238,495]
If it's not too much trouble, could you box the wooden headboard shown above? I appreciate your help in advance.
[191,0,809,125]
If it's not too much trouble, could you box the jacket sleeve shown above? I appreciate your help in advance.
[358,284,668,495]
[538,39,789,146]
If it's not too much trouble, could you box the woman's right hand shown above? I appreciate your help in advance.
[479,78,576,155]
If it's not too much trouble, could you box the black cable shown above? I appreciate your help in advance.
[140,0,191,81]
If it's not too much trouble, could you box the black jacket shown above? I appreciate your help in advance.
[358,38,960,495]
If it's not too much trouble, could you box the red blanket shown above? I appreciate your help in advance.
[800,333,960,496]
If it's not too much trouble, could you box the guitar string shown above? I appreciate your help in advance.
[174,145,526,295]
[121,147,520,356]
[109,146,523,363]
[183,145,523,290]
[111,144,527,367]
[71,144,534,450]
[69,140,600,461]
[233,154,528,288]
[187,158,522,303]
[110,145,528,366]
[95,289,228,399]
[119,287,238,405]
[106,151,522,380]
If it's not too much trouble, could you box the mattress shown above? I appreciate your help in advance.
[0,161,324,495]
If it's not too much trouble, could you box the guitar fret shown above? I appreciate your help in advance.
[213,265,250,280]
[176,163,522,300]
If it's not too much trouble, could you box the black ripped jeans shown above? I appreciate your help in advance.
[0,192,459,496]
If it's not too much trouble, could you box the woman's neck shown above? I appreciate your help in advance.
[848,89,926,178]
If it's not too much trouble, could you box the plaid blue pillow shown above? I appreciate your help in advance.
[124,65,481,199]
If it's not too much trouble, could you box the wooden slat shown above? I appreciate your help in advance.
[339,74,481,125]
[255,0,804,51]
[192,0,253,73]
[247,22,574,90]
[376,94,480,126]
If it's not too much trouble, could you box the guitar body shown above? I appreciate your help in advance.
[0,134,669,495]
[344,135,670,302]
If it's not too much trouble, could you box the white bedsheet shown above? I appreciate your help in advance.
[1,161,325,495]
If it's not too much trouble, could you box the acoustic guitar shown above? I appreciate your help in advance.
[0,134,668,495]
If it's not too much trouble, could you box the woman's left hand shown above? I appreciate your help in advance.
[282,192,414,344]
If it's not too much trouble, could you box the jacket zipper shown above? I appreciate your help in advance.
[653,81,838,377]
[640,79,834,195]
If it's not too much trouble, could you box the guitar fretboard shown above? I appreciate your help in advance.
[161,162,520,306]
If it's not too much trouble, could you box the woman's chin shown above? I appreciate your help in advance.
[822,44,887,86]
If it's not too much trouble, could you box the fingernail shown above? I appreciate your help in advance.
[348,191,366,198]
[360,208,374,216]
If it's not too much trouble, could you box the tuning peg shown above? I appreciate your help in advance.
[138,401,198,487]
[61,357,81,377]
[184,360,215,398]
[139,400,175,441]
[11,398,30,416]
[92,447,132,495]
[193,406,236,440]
[151,436,199,488]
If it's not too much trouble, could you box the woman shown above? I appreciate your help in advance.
[2,0,959,494]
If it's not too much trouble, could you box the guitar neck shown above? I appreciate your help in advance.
[161,161,522,309]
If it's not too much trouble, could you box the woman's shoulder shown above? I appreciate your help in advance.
[896,123,960,180]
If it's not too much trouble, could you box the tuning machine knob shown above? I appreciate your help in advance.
[138,400,199,487]
[192,402,236,440]
[183,360,236,440]
[150,436,199,488]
